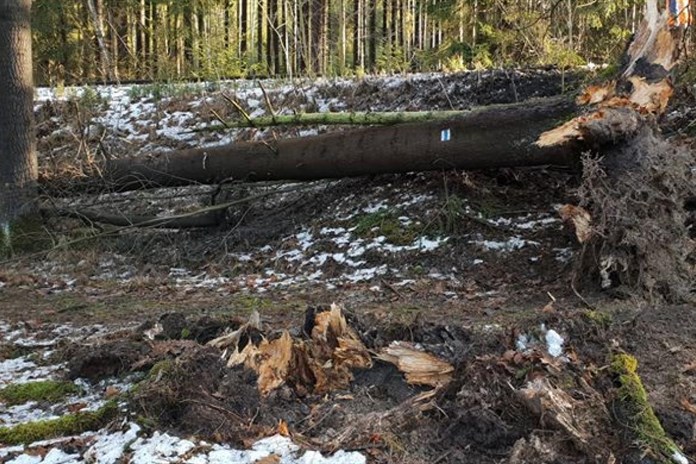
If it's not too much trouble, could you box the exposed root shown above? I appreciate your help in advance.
[575,129,695,301]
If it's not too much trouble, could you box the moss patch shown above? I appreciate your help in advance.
[583,310,613,328]
[0,381,81,406]
[0,214,53,257]
[353,211,420,245]
[0,400,119,445]
[611,353,684,463]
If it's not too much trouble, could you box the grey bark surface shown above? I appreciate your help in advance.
[0,0,38,226]
[102,96,579,191]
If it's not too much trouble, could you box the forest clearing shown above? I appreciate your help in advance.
[1,0,696,463]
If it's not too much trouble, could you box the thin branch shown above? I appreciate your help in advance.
[0,184,312,266]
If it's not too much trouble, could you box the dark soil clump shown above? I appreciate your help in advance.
[66,339,151,382]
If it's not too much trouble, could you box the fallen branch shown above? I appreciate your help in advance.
[42,183,310,229]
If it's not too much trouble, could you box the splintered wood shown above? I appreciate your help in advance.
[377,341,454,387]
[558,204,592,244]
[209,304,372,396]
[209,304,454,395]
[518,378,593,452]
[537,1,678,149]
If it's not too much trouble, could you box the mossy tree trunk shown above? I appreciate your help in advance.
[0,0,38,251]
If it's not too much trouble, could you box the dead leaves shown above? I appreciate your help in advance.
[377,341,454,387]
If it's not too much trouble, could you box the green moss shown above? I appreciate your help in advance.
[354,211,419,245]
[0,400,119,445]
[0,214,53,257]
[0,381,81,406]
[148,360,176,380]
[583,310,613,328]
[611,354,684,463]
[180,327,192,339]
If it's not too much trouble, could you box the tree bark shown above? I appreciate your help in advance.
[0,0,38,234]
[203,109,497,129]
[100,97,579,191]
[87,0,116,82]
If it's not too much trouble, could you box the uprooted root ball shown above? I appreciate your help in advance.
[576,126,696,302]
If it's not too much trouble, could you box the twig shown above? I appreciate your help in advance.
[221,92,254,127]
[181,398,243,422]
[209,108,230,128]
[301,404,339,434]
[258,81,277,118]
[571,280,596,310]
[381,279,405,299]
[1,184,312,266]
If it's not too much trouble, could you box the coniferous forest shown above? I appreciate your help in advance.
[33,0,655,84]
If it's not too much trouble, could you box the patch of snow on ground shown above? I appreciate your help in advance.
[545,328,564,357]
[0,357,62,385]
[470,236,540,252]
[3,424,366,464]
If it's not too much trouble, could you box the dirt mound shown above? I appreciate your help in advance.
[66,339,151,381]
[576,126,696,302]
[120,305,696,463]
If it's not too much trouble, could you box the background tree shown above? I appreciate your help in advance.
[0,0,38,250]
[27,0,670,83]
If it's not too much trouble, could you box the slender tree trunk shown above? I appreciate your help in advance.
[87,0,115,82]
[311,0,323,73]
[58,4,69,85]
[257,0,264,68]
[240,0,248,56]
[300,0,310,72]
[353,0,362,68]
[0,0,38,242]
[224,0,231,49]
[368,0,377,69]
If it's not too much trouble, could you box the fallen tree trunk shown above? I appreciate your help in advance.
[97,97,579,191]
[62,0,682,204]
[198,109,490,131]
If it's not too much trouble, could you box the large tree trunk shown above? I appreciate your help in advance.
[0,0,38,241]
[101,97,579,191]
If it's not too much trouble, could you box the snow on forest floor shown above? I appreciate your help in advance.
[19,70,580,301]
[0,321,367,464]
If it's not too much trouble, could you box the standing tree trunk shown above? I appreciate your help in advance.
[0,0,38,247]
[239,0,248,56]
[86,0,116,82]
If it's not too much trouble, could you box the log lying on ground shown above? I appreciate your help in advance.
[70,0,678,194]
[94,97,580,192]
[198,110,473,131]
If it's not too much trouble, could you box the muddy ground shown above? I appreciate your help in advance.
[0,69,695,463]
